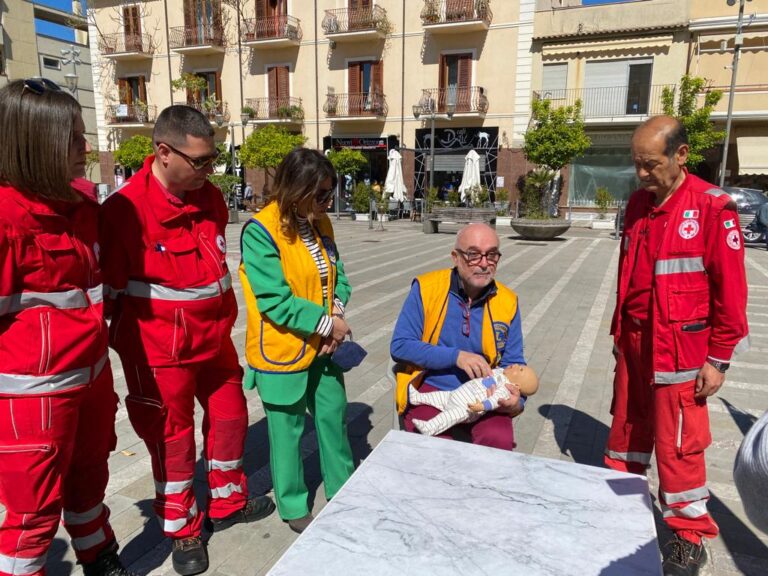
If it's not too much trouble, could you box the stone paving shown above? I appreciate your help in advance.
[17,218,768,575]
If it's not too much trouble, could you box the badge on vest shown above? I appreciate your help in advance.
[321,236,337,264]
[724,219,736,229]
[216,234,226,254]
[493,321,508,352]
[726,229,741,250]
[683,210,699,219]
[679,219,700,240]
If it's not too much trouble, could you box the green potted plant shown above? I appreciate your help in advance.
[421,0,440,24]
[592,186,615,229]
[351,182,372,220]
[241,105,256,119]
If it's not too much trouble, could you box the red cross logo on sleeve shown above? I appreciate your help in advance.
[679,219,700,239]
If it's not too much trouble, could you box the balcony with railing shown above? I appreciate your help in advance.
[532,84,672,121]
[242,15,302,48]
[176,100,231,124]
[323,92,388,120]
[169,25,225,54]
[244,97,304,123]
[417,86,488,116]
[696,84,768,119]
[105,103,157,126]
[99,33,154,60]
[420,0,492,33]
[321,6,390,42]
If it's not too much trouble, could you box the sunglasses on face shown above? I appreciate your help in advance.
[23,78,62,95]
[316,186,335,205]
[159,142,219,170]
[455,248,502,266]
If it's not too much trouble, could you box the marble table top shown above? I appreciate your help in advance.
[267,430,662,576]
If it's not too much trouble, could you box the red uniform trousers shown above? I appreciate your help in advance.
[605,319,718,544]
[0,366,118,576]
[121,340,248,539]
[404,382,516,451]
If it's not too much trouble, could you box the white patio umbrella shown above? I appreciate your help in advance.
[384,149,407,202]
[458,149,482,203]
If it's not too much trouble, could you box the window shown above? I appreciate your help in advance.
[267,65,290,117]
[118,76,146,105]
[440,53,472,112]
[0,48,5,76]
[183,0,222,44]
[187,71,221,116]
[542,63,567,100]
[584,59,653,117]
[123,5,143,51]
[348,60,383,114]
[255,0,286,38]
[42,56,61,70]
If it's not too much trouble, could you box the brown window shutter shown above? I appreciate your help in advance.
[372,60,383,94]
[349,0,360,9]
[215,72,222,102]
[268,67,278,99]
[348,63,361,94]
[118,78,130,105]
[138,76,146,102]
[256,0,266,18]
[183,0,194,28]
[277,66,290,101]
[457,54,472,112]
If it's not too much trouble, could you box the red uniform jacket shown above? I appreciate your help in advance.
[0,185,108,395]
[99,156,236,366]
[612,173,749,384]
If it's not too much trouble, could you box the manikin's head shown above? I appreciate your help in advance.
[502,364,539,396]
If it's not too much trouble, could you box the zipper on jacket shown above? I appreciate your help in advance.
[0,444,51,454]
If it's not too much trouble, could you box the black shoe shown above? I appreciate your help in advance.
[286,513,314,534]
[171,536,208,576]
[204,495,276,533]
[662,534,708,576]
[81,542,138,576]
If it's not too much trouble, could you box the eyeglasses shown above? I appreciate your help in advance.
[159,142,219,170]
[460,302,471,337]
[316,187,335,205]
[23,78,62,95]
[455,248,502,266]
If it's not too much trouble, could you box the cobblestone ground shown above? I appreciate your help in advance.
[10,219,767,575]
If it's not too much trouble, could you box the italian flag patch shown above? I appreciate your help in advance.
[683,210,700,218]
[724,219,736,229]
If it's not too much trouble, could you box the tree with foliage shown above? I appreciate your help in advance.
[114,135,153,170]
[662,75,724,168]
[327,148,368,181]
[239,124,306,179]
[523,98,591,218]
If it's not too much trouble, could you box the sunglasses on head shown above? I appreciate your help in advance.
[159,142,220,170]
[23,78,63,95]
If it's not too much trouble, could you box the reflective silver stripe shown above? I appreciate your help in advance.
[0,353,108,394]
[0,552,47,575]
[623,235,629,251]
[0,285,103,315]
[734,334,751,355]
[161,503,198,534]
[205,458,243,472]
[104,285,124,299]
[71,527,106,551]
[155,479,193,495]
[210,482,243,499]
[662,486,710,505]
[125,273,232,301]
[662,499,709,519]
[604,449,652,465]
[704,187,726,198]
[654,257,705,276]
[655,368,700,384]
[63,503,103,525]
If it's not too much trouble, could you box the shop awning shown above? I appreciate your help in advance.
[738,136,768,175]
[542,35,673,58]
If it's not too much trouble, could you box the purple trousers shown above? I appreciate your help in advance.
[403,382,516,451]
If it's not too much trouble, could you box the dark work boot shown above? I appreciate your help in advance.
[662,534,708,576]
[204,495,276,533]
[286,513,314,534]
[171,536,208,576]
[81,541,138,576]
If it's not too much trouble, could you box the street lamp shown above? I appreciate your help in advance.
[60,45,82,100]
[413,97,455,219]
[719,0,753,187]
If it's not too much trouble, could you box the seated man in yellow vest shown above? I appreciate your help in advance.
[391,223,527,450]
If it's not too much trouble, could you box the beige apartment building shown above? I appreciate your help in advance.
[89,0,536,198]
[531,0,768,210]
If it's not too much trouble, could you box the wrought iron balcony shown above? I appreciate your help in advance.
[105,103,157,125]
[177,100,230,124]
[421,0,492,32]
[321,6,390,40]
[99,33,154,59]
[532,84,673,119]
[244,97,304,122]
[417,86,488,115]
[169,25,225,54]
[323,92,388,119]
[242,15,302,48]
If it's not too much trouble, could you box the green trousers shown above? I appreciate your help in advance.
[261,358,354,520]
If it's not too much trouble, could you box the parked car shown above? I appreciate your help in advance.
[723,186,768,243]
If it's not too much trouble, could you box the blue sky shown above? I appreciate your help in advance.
[35,0,75,42]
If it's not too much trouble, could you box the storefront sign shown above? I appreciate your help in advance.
[323,135,399,151]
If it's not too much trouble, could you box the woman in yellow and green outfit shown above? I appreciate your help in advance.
[239,148,354,534]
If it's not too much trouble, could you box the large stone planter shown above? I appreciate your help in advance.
[510,218,571,240]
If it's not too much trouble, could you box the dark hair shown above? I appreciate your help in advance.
[270,148,338,235]
[663,119,688,158]
[0,79,82,201]
[153,105,215,148]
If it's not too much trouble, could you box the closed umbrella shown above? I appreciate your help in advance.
[458,150,481,203]
[384,149,407,202]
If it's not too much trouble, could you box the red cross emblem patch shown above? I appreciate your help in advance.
[679,219,699,240]
[726,229,741,250]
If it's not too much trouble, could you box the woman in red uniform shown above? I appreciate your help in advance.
[0,79,133,576]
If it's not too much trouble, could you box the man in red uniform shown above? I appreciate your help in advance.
[605,116,749,576]
[99,105,274,576]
